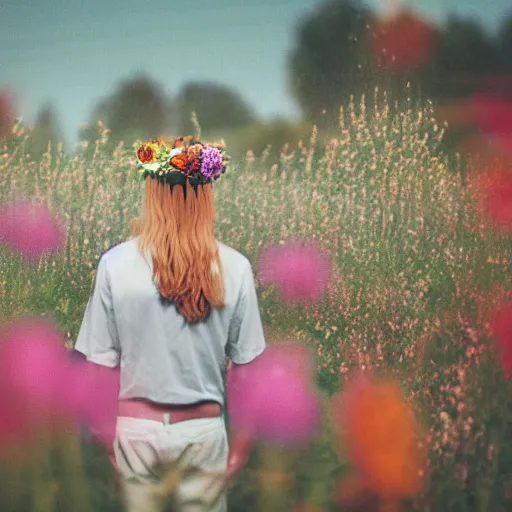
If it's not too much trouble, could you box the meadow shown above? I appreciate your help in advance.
[1,89,512,511]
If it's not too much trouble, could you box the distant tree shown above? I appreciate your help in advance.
[80,74,168,151]
[287,0,512,132]
[287,0,375,128]
[498,15,512,73]
[427,16,502,100]
[176,82,257,136]
[29,102,64,160]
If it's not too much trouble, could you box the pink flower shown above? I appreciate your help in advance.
[259,240,331,303]
[0,318,120,450]
[226,343,320,445]
[0,200,65,262]
[0,318,71,420]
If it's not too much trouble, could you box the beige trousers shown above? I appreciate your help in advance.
[113,416,229,512]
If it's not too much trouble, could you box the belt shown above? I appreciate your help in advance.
[118,400,222,425]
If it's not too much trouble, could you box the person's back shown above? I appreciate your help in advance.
[74,136,266,512]
[88,237,265,405]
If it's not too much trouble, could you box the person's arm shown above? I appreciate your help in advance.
[225,259,267,479]
[73,254,121,450]
[74,254,121,368]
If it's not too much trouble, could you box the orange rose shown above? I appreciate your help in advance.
[170,153,188,172]
[137,144,155,163]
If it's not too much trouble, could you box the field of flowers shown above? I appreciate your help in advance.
[1,90,512,511]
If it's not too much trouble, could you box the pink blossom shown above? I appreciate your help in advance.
[0,318,71,419]
[226,343,320,445]
[259,240,331,303]
[0,318,119,449]
[0,200,65,262]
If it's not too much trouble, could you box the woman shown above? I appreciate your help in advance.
[74,136,266,511]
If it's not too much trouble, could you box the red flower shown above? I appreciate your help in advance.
[474,159,512,231]
[372,10,437,70]
[187,144,202,172]
[137,144,155,163]
[491,303,512,378]
[469,93,512,157]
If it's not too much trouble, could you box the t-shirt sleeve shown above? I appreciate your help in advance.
[226,259,266,364]
[74,254,120,368]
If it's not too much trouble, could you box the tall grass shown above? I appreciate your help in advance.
[1,89,512,510]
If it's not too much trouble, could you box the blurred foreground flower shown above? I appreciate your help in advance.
[226,342,320,444]
[0,200,65,261]
[481,162,512,231]
[469,158,512,232]
[259,240,330,303]
[471,92,512,156]
[332,375,426,499]
[491,303,512,378]
[372,10,437,70]
[0,317,119,450]
[0,318,70,418]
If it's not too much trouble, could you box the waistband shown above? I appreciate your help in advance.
[117,400,222,425]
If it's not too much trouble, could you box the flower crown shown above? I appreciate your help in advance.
[134,136,229,186]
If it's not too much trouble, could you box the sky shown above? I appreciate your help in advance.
[1,0,511,147]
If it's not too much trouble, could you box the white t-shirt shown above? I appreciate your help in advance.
[74,237,266,406]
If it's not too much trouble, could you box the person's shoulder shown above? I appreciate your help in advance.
[217,242,251,271]
[99,238,139,265]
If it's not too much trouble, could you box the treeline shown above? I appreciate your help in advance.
[26,0,512,160]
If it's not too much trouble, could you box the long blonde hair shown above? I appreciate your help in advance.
[132,177,224,323]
